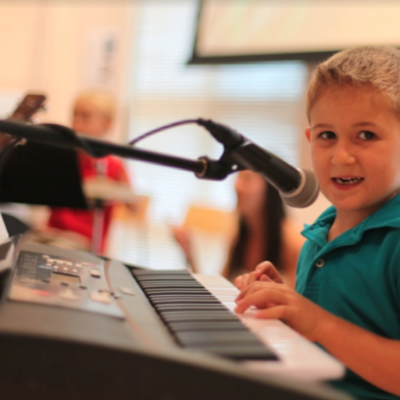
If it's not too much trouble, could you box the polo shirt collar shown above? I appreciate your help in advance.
[302,193,400,249]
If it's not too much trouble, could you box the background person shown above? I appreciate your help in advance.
[44,89,133,252]
[174,170,304,288]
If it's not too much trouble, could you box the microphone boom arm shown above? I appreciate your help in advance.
[0,120,235,181]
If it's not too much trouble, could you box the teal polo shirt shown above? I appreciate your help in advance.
[296,194,400,400]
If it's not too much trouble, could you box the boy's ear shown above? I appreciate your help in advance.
[305,127,311,142]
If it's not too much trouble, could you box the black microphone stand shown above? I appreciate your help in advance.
[0,120,236,181]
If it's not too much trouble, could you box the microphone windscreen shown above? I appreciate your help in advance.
[280,169,319,208]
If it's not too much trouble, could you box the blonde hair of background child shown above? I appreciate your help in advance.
[306,46,400,119]
[74,89,115,120]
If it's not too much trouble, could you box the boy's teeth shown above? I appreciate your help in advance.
[334,177,363,185]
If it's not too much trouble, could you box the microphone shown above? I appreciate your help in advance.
[197,119,319,208]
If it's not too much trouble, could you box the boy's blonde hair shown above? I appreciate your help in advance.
[74,89,115,120]
[306,46,400,119]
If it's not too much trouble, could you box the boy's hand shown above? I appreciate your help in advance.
[234,261,284,290]
[234,281,329,342]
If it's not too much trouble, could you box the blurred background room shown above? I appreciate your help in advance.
[0,0,396,275]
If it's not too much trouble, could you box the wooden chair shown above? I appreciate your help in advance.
[177,205,237,274]
[182,205,237,238]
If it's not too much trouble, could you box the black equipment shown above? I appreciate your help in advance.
[0,237,350,400]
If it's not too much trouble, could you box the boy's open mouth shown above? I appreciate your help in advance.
[332,177,364,185]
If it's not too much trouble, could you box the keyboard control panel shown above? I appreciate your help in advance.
[8,243,124,319]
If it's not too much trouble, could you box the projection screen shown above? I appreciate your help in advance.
[189,0,400,64]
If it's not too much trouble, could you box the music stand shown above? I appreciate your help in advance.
[0,141,87,209]
[0,141,90,247]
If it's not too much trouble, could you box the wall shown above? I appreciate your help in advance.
[0,0,136,142]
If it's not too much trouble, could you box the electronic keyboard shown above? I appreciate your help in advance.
[0,237,350,400]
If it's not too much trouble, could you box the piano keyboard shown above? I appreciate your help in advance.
[131,269,344,382]
[132,269,278,361]
[194,273,345,382]
[2,238,345,387]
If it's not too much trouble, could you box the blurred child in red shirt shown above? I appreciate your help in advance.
[47,90,132,253]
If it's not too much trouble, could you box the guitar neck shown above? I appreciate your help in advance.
[7,93,46,122]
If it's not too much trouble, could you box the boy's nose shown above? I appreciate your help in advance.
[331,143,356,165]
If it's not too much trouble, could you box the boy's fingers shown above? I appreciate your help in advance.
[247,270,263,286]
[235,262,282,291]
[234,276,243,289]
[235,285,289,314]
[235,281,264,302]
[235,279,276,302]
[260,274,272,282]
[234,275,242,288]
[235,270,264,290]
[235,274,249,290]
[235,291,270,313]
[255,261,283,284]
[234,298,253,314]
[255,261,271,272]
[235,281,254,302]
[256,305,287,320]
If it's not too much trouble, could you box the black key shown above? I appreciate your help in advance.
[135,275,195,282]
[155,304,228,312]
[176,331,263,345]
[148,295,219,304]
[168,321,248,332]
[133,270,189,276]
[161,312,239,323]
[140,282,203,289]
[144,288,210,295]
[131,268,279,361]
[189,343,278,360]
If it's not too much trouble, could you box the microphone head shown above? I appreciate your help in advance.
[280,168,319,208]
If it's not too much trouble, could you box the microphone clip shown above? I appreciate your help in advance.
[195,156,238,181]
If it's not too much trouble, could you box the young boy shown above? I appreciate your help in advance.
[234,46,400,399]
[47,90,132,252]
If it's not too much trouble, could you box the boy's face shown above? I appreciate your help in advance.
[72,99,111,138]
[306,85,400,218]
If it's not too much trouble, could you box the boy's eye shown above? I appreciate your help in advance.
[359,131,376,140]
[319,131,336,139]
